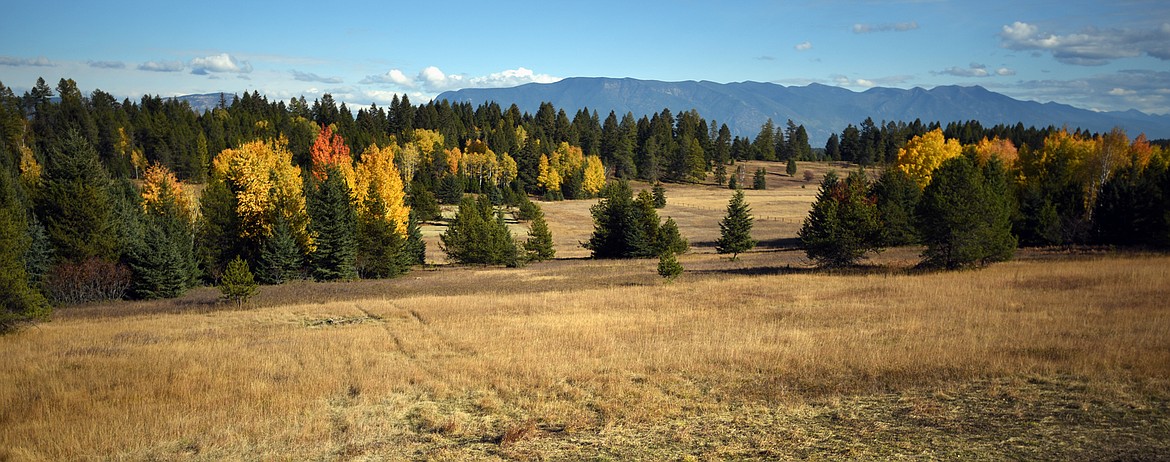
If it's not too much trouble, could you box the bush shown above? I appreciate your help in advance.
[43,257,131,305]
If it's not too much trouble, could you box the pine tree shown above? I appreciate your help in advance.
[715,189,756,260]
[523,207,556,262]
[714,162,727,186]
[652,182,667,208]
[871,167,922,246]
[255,215,302,284]
[799,170,882,267]
[657,251,683,282]
[916,156,1016,269]
[441,195,518,265]
[786,158,798,176]
[753,168,767,190]
[1,173,50,333]
[656,216,688,256]
[356,193,407,279]
[404,212,427,266]
[307,167,358,281]
[220,255,257,308]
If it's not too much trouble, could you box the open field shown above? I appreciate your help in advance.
[3,162,1170,460]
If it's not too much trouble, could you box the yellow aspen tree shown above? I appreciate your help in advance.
[398,142,421,182]
[444,146,463,176]
[18,145,42,188]
[354,144,410,236]
[537,154,561,193]
[141,163,196,223]
[553,142,584,178]
[498,153,518,186]
[972,137,1018,168]
[212,138,311,250]
[582,155,606,196]
[897,128,962,188]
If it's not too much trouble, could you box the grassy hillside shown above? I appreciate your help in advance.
[2,162,1168,460]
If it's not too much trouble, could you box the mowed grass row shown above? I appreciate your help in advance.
[2,250,1169,460]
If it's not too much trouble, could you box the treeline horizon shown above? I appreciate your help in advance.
[3,76,1170,329]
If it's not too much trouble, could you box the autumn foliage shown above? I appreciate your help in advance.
[897,129,962,188]
[354,143,411,236]
[211,138,312,250]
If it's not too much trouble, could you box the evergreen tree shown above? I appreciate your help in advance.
[727,170,738,190]
[799,170,883,267]
[916,156,1016,268]
[35,130,118,262]
[195,177,241,280]
[656,216,688,256]
[786,158,798,176]
[307,167,358,281]
[652,182,667,208]
[23,214,53,288]
[657,251,683,281]
[714,161,727,186]
[871,167,922,246]
[408,181,441,222]
[441,195,518,266]
[437,174,465,205]
[825,133,841,162]
[633,190,662,258]
[219,255,257,308]
[584,181,649,259]
[0,173,50,333]
[404,212,427,266]
[523,206,556,262]
[125,178,198,299]
[355,191,409,279]
[753,168,767,190]
[255,215,302,284]
[715,189,756,260]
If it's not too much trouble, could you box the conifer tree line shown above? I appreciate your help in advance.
[3,76,1170,328]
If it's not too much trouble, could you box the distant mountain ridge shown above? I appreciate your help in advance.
[437,77,1170,145]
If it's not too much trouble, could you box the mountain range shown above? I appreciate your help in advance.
[436,77,1170,145]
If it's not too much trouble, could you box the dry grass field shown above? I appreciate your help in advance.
[3,162,1169,460]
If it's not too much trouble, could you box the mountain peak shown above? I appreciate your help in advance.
[437,77,1169,144]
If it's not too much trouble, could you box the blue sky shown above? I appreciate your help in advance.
[2,0,1168,114]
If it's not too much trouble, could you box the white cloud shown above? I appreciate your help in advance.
[87,60,125,69]
[361,69,414,86]
[190,53,252,75]
[0,55,53,67]
[291,70,343,84]
[361,66,560,93]
[852,21,918,34]
[995,67,1016,76]
[794,41,813,51]
[1107,87,1136,96]
[831,74,913,88]
[138,60,185,72]
[1000,21,1170,66]
[1000,69,1169,114]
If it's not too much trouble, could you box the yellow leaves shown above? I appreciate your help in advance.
[537,154,561,193]
[141,163,196,224]
[212,138,310,249]
[354,144,410,236]
[972,137,1018,168]
[412,129,445,156]
[18,145,41,187]
[552,142,584,177]
[498,153,518,185]
[582,155,606,196]
[398,142,422,183]
[897,129,962,188]
[444,147,463,176]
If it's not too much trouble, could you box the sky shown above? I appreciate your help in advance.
[1,0,1168,115]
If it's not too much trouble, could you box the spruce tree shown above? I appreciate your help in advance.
[656,216,688,256]
[799,170,882,267]
[195,177,241,280]
[786,158,798,176]
[523,207,556,262]
[35,130,118,262]
[657,251,683,281]
[307,168,358,281]
[220,255,257,308]
[441,195,518,265]
[714,162,727,186]
[0,173,50,333]
[404,212,427,266]
[916,156,1016,269]
[753,168,767,190]
[255,215,303,284]
[356,193,407,279]
[125,180,198,299]
[715,189,756,260]
[871,167,922,246]
[584,181,646,259]
[652,182,667,208]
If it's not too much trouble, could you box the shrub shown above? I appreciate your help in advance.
[43,257,131,305]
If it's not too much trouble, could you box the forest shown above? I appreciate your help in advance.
[2,76,1169,330]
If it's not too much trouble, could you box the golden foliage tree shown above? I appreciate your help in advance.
[141,163,195,224]
[354,143,410,236]
[582,155,606,196]
[897,128,962,188]
[537,154,561,193]
[211,138,311,250]
[972,137,1018,168]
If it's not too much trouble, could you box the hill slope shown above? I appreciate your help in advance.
[438,77,1170,144]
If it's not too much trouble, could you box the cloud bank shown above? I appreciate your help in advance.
[1000,21,1170,66]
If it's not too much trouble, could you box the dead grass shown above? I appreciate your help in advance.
[3,162,1169,460]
